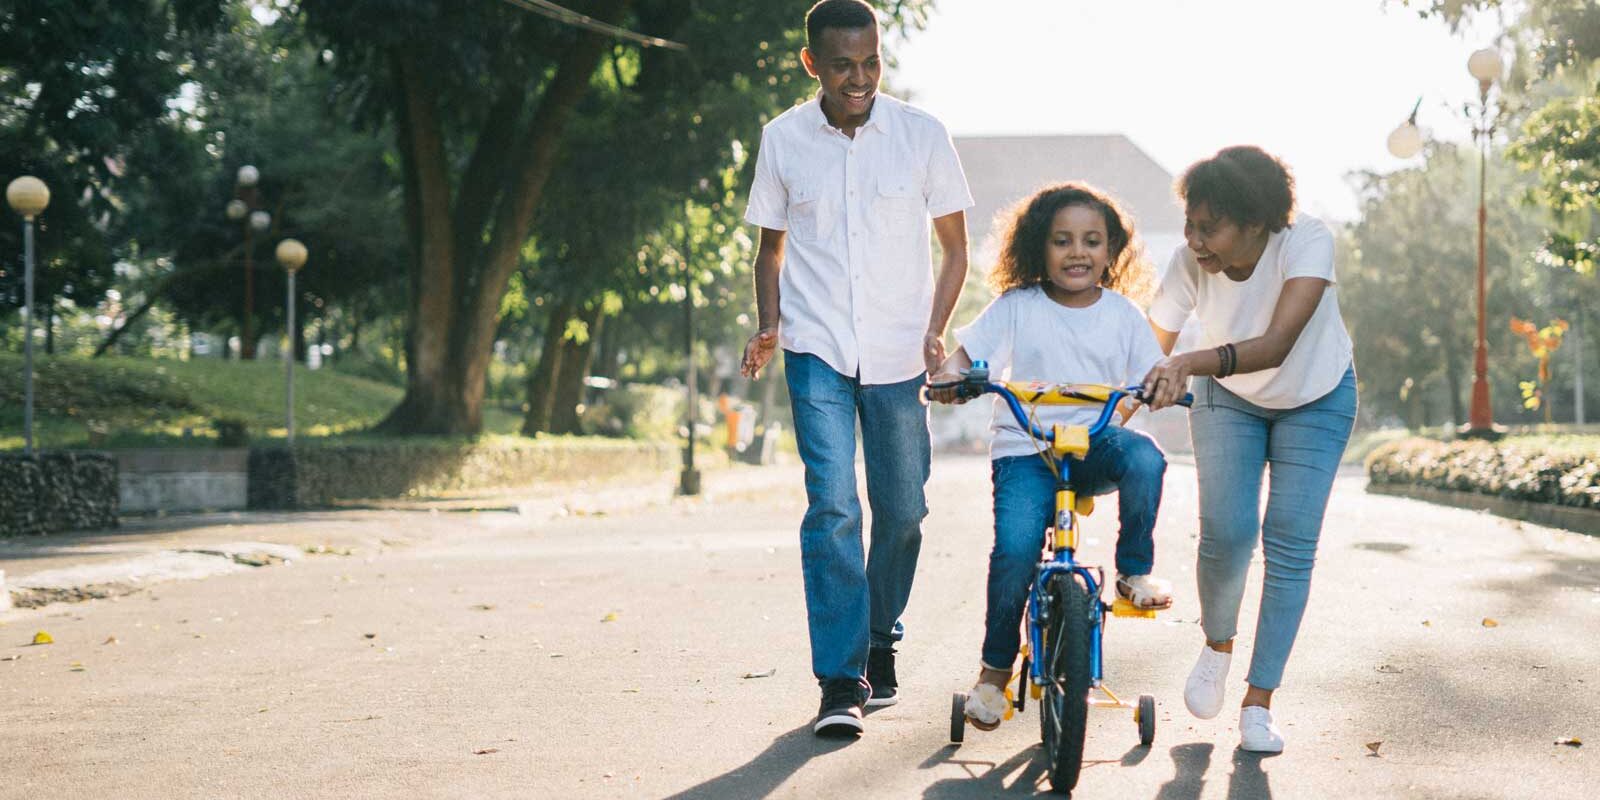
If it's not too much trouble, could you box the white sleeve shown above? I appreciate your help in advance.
[954,292,1015,369]
[742,128,787,230]
[1283,217,1336,283]
[1124,303,1166,384]
[1147,246,1197,333]
[924,120,975,219]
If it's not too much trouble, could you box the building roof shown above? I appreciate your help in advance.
[954,134,1181,259]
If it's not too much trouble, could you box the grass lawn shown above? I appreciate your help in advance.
[0,353,524,450]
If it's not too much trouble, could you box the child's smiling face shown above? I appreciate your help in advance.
[1044,204,1110,301]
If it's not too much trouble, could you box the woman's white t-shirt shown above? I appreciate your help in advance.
[1147,214,1353,409]
[956,286,1164,460]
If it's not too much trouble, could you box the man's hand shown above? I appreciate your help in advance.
[923,332,947,375]
[741,327,780,379]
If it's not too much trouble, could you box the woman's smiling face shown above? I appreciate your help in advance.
[1044,204,1110,297]
[1184,202,1262,275]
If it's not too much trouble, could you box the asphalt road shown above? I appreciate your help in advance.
[3,456,1596,799]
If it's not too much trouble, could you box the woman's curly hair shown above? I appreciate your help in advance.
[987,182,1152,303]
[1176,145,1297,233]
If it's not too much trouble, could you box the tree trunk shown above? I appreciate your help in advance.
[43,301,54,355]
[1441,327,1466,428]
[376,0,628,436]
[522,298,575,435]
[548,306,603,435]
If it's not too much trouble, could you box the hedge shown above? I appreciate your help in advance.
[248,436,692,509]
[0,452,119,536]
[1366,437,1600,510]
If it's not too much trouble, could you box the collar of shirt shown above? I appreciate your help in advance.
[802,92,893,137]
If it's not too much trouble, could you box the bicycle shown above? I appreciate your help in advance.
[927,360,1192,795]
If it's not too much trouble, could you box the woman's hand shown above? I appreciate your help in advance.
[1141,354,1195,410]
[925,371,969,404]
[923,332,948,375]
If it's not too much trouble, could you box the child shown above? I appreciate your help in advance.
[928,182,1172,730]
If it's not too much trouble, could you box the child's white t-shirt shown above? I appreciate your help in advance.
[956,286,1164,461]
[1147,214,1353,409]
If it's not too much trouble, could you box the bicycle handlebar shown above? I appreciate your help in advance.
[923,360,1193,446]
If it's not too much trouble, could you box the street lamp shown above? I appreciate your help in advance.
[1464,46,1504,438]
[228,165,271,359]
[275,238,308,445]
[6,176,49,455]
[1386,98,1424,159]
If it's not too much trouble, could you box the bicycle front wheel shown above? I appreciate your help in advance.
[1039,571,1093,794]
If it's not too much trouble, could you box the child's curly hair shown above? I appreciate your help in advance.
[988,182,1152,304]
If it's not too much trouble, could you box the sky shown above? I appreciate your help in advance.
[887,0,1510,222]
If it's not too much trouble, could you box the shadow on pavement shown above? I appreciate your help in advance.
[1227,749,1274,799]
[920,743,1047,797]
[1154,742,1214,800]
[661,724,854,800]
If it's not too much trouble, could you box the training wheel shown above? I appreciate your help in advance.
[1137,694,1156,746]
[950,692,966,743]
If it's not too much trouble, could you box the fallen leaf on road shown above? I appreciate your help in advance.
[363,633,377,639]
[601,612,619,623]
[473,748,499,755]
[30,631,52,645]
[471,604,496,611]
[102,636,118,645]
[1366,741,1383,757]
[622,689,640,693]
[1482,618,1499,628]
[742,669,778,679]
[1,655,19,662]
[1376,665,1403,674]
[1421,620,1432,627]
[258,708,268,713]
[1555,737,1582,747]
[70,662,85,672]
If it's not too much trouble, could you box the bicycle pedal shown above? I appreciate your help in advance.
[1110,597,1160,619]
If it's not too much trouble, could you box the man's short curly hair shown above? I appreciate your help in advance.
[806,0,878,49]
[1177,145,1297,233]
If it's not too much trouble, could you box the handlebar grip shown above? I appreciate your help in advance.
[1178,392,1194,408]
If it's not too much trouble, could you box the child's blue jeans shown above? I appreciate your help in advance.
[981,425,1166,669]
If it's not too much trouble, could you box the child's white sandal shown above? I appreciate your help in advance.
[1117,574,1173,610]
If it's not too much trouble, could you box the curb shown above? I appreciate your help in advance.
[4,542,306,611]
[1366,482,1600,537]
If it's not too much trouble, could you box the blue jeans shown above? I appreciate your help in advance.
[1190,367,1357,690]
[981,425,1167,669]
[783,351,931,684]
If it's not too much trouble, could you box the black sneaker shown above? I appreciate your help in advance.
[866,646,899,707]
[813,678,868,737]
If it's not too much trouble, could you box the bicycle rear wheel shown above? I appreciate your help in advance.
[1039,571,1093,794]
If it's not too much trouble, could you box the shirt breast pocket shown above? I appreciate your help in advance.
[870,177,921,239]
[788,183,825,242]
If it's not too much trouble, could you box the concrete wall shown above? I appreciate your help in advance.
[117,449,248,513]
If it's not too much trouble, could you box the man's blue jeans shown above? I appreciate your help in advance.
[784,351,930,684]
[1189,367,1357,690]
[981,425,1167,669]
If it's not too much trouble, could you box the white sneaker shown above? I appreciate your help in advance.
[1184,645,1231,719]
[1239,705,1285,753]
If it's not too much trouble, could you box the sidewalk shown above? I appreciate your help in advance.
[1,461,804,615]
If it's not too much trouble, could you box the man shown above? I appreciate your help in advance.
[739,0,972,737]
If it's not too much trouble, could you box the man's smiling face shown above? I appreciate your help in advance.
[802,24,881,126]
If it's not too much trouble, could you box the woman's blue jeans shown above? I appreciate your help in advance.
[1190,367,1357,690]
[783,351,930,684]
[981,425,1167,670]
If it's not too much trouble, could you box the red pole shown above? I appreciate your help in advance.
[1467,82,1494,434]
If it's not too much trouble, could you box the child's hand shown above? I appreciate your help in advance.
[925,372,969,405]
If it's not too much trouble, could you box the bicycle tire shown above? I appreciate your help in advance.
[1039,571,1093,794]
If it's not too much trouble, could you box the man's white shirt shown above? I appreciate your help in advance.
[744,93,973,385]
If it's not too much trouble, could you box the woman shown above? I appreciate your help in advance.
[1141,145,1357,754]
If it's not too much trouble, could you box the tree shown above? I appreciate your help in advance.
[294,0,932,435]
[0,0,222,348]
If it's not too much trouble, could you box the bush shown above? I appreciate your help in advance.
[1366,436,1600,509]
[579,384,682,439]
[247,436,683,508]
[0,453,119,536]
